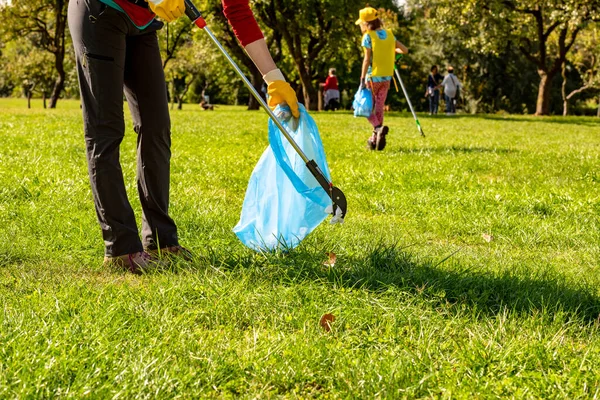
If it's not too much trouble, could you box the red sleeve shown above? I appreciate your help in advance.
[222,0,264,47]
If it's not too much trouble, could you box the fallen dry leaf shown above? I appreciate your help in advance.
[319,313,336,332]
[323,252,337,267]
[482,233,494,243]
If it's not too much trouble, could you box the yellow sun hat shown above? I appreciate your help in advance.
[355,7,378,25]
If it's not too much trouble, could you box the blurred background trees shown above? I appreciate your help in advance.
[0,0,69,108]
[0,0,598,115]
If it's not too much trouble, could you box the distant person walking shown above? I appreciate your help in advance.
[356,6,408,150]
[441,66,461,115]
[426,65,443,115]
[321,68,340,111]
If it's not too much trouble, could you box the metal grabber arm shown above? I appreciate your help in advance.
[394,54,425,137]
[183,0,347,219]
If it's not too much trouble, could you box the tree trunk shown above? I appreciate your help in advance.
[248,69,263,110]
[43,92,47,109]
[302,82,319,111]
[318,86,323,111]
[170,80,176,110]
[297,67,318,110]
[535,70,554,116]
[49,0,67,109]
[27,90,32,109]
[49,56,65,109]
[561,62,568,116]
[597,95,600,117]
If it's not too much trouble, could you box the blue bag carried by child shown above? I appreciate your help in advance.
[353,86,373,118]
[233,104,332,251]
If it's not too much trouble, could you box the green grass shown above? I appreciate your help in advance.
[0,98,599,398]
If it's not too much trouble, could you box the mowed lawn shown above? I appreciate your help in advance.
[0,98,599,398]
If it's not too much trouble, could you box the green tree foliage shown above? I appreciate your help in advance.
[408,7,539,114]
[0,39,12,97]
[160,0,275,110]
[160,17,194,70]
[161,26,241,110]
[0,0,69,108]
[200,0,268,110]
[3,39,55,107]
[157,2,258,110]
[0,0,597,115]
[562,23,600,115]
[157,18,196,108]
[421,0,600,115]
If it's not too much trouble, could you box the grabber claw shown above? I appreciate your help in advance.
[329,186,347,223]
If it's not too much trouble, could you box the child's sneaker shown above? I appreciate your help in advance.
[376,126,389,151]
[366,130,377,150]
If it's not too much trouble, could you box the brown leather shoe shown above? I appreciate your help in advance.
[146,245,194,262]
[104,251,161,274]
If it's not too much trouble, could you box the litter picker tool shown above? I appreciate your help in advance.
[183,0,347,220]
[394,55,425,137]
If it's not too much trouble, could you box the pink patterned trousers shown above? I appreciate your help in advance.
[367,80,391,128]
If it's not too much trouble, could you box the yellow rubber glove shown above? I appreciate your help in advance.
[147,0,184,22]
[267,80,300,119]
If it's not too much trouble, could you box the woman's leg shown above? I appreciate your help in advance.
[68,0,143,257]
[123,30,180,251]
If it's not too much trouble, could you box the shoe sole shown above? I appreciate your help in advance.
[376,126,389,150]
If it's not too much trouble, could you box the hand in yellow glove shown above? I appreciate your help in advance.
[267,81,300,118]
[263,69,299,118]
[147,0,184,23]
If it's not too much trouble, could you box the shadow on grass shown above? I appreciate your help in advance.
[199,243,600,323]
[392,145,518,155]
[426,113,600,127]
[0,250,31,268]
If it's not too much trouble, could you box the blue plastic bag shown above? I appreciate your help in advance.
[353,86,373,118]
[233,104,332,251]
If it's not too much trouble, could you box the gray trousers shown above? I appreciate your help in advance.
[68,0,179,257]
